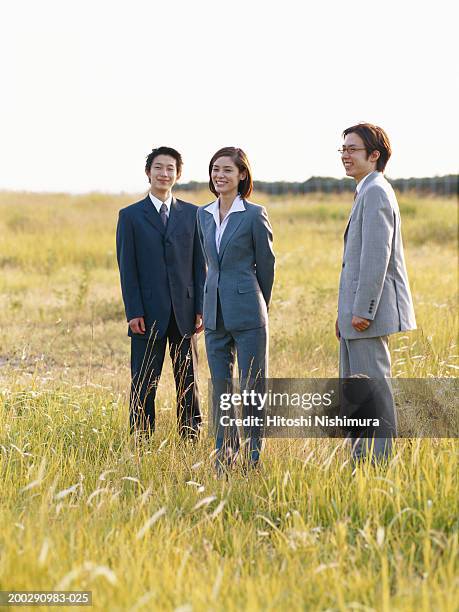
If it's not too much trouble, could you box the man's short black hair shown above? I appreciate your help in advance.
[342,123,392,172]
[145,146,183,176]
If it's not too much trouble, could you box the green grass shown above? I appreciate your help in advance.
[0,190,457,611]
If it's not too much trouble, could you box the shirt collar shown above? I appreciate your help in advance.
[356,172,377,194]
[205,194,245,224]
[149,192,172,213]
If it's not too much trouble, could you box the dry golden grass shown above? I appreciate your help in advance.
[0,189,457,611]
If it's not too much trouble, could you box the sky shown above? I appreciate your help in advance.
[1,0,458,193]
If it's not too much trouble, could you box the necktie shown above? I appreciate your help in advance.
[354,190,358,201]
[160,202,168,227]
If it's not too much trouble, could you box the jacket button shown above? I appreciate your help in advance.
[342,262,345,268]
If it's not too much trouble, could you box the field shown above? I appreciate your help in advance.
[0,189,457,611]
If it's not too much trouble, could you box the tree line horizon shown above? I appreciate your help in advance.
[177,174,458,196]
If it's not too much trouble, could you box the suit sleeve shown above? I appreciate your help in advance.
[353,186,394,320]
[193,209,206,314]
[116,210,144,321]
[252,206,275,308]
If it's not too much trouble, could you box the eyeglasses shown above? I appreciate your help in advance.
[338,147,367,155]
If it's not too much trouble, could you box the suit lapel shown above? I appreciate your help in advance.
[343,196,358,239]
[204,208,219,264]
[142,196,165,235]
[343,172,379,238]
[165,197,182,239]
[218,209,245,262]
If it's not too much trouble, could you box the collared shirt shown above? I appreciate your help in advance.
[205,194,245,253]
[149,192,172,218]
[355,172,375,195]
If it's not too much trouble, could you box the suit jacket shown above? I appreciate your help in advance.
[338,171,416,339]
[116,195,206,339]
[197,200,275,331]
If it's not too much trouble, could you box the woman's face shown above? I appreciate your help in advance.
[211,156,246,197]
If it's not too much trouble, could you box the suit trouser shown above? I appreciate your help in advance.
[205,299,268,466]
[339,335,397,461]
[130,311,201,438]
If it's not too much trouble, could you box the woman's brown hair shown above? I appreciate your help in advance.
[208,147,253,198]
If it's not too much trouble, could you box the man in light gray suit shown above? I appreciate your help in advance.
[336,123,416,461]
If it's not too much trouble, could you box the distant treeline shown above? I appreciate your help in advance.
[178,175,458,196]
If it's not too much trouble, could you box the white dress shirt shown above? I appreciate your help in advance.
[149,192,172,218]
[355,172,374,195]
[204,194,246,253]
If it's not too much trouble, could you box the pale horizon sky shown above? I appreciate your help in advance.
[1,0,458,193]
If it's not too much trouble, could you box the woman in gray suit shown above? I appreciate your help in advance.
[197,147,275,473]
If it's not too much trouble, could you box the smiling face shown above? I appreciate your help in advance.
[341,132,380,183]
[146,154,179,198]
[211,156,246,200]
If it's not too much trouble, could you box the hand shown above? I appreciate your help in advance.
[351,315,370,332]
[195,314,204,334]
[129,316,146,335]
[335,318,340,340]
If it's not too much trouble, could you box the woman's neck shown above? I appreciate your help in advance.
[219,191,238,213]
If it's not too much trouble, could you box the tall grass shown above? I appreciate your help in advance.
[0,190,457,610]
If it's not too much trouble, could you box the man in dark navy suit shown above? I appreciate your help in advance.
[116,147,205,439]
